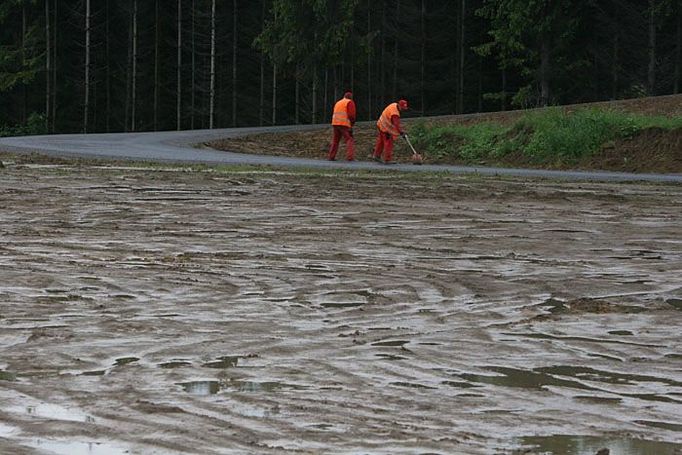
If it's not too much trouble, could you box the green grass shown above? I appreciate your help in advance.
[410,108,682,167]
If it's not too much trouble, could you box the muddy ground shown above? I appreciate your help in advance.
[1,161,682,454]
[209,94,682,173]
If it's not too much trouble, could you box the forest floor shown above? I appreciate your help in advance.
[1,160,682,454]
[209,94,682,173]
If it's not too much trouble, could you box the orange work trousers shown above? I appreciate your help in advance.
[328,126,355,161]
[373,129,395,162]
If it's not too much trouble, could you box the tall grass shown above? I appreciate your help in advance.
[409,108,682,166]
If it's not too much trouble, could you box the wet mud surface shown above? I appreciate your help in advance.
[1,164,682,454]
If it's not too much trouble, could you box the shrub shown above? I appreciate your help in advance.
[0,112,47,138]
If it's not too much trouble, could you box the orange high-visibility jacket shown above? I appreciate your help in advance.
[377,102,401,137]
[331,98,353,127]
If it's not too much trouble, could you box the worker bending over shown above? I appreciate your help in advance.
[372,99,409,164]
[328,91,357,161]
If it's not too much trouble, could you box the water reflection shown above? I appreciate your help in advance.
[513,435,682,455]
[179,381,221,395]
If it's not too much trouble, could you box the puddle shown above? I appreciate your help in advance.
[572,395,622,404]
[310,423,334,430]
[179,381,221,396]
[390,381,437,390]
[460,367,596,391]
[320,302,365,308]
[538,297,644,315]
[634,420,682,432]
[511,435,682,455]
[371,340,409,347]
[203,356,239,368]
[81,370,106,376]
[179,379,306,395]
[28,438,129,455]
[460,365,682,404]
[225,380,306,393]
[22,403,94,423]
[159,361,192,369]
[536,365,682,387]
[622,393,682,404]
[114,356,139,366]
[375,354,408,361]
[441,380,479,389]
[608,330,633,336]
[0,370,17,381]
[0,422,19,438]
[667,298,682,310]
[506,332,663,348]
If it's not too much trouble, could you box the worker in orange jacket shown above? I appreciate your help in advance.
[328,91,357,161]
[372,99,409,164]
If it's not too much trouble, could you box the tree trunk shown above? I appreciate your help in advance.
[333,66,338,101]
[674,3,680,94]
[209,0,216,129]
[312,65,317,124]
[259,56,264,126]
[51,0,57,132]
[350,45,355,93]
[21,5,27,124]
[125,3,132,131]
[259,0,265,127]
[232,0,237,127]
[540,38,550,106]
[477,56,483,112]
[83,0,91,133]
[323,68,329,122]
[648,0,656,95]
[105,0,111,132]
[457,0,465,114]
[295,67,300,124]
[191,0,195,129]
[177,0,182,130]
[45,0,51,131]
[132,0,138,132]
[366,0,371,120]
[501,67,507,111]
[392,0,399,99]
[272,64,277,125]
[612,34,619,100]
[154,0,159,130]
[380,0,386,106]
[420,0,425,115]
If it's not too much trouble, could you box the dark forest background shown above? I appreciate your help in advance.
[1,0,680,135]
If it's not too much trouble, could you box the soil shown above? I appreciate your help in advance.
[1,161,682,454]
[209,94,682,173]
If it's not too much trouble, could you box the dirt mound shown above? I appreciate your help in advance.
[582,127,682,174]
[209,94,682,172]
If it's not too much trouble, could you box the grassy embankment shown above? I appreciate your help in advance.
[410,108,682,170]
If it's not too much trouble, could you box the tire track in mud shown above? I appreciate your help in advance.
[1,166,682,454]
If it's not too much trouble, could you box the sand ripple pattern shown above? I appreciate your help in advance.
[1,166,682,454]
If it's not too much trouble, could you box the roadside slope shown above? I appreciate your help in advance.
[209,94,682,173]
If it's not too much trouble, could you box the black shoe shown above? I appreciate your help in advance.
[328,157,337,161]
[383,160,397,165]
[372,156,382,163]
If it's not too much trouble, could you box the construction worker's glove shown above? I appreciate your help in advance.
[400,132,406,138]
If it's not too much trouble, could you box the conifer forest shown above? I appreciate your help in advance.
[0,0,680,135]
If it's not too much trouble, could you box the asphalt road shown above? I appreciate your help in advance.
[1,125,681,183]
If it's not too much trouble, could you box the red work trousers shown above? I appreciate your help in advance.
[328,126,355,161]
[373,129,395,162]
